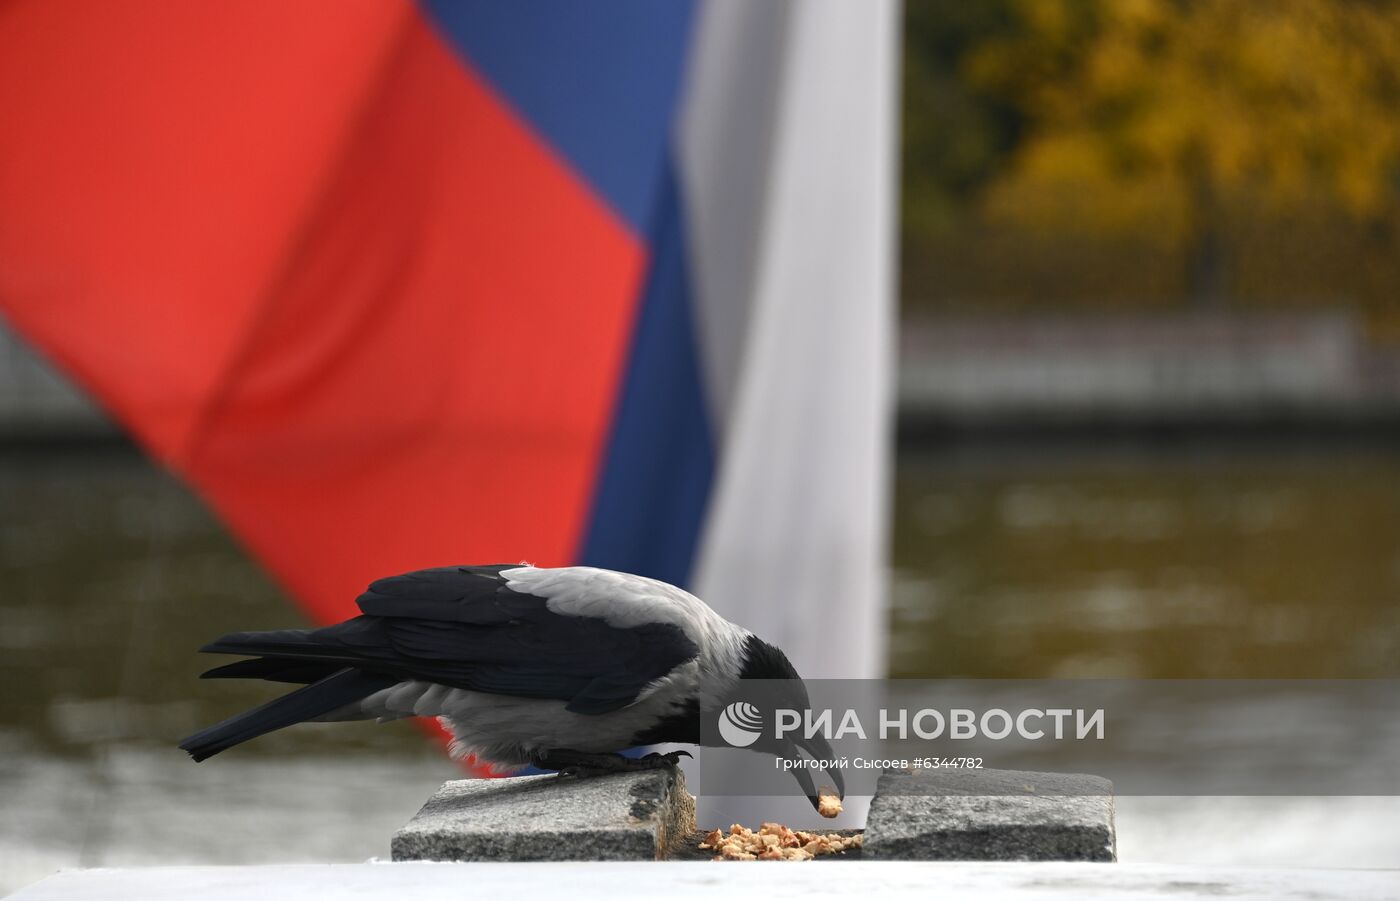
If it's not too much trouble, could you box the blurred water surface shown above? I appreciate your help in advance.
[891,442,1400,679]
[2,443,1398,890]
[0,449,457,893]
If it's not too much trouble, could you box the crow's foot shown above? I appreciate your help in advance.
[535,748,691,778]
[640,749,692,768]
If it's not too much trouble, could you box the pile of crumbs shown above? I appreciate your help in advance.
[699,823,863,861]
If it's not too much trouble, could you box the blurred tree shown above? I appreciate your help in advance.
[965,0,1400,304]
[900,1,1023,238]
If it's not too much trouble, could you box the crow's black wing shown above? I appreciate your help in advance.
[203,565,699,715]
[353,564,526,622]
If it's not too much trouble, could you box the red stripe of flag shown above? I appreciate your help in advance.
[0,2,647,770]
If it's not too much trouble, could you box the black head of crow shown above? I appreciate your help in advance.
[179,564,844,812]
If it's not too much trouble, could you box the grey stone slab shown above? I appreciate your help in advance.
[391,769,695,862]
[864,768,1116,862]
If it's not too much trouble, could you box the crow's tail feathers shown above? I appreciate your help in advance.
[199,656,343,684]
[178,667,397,762]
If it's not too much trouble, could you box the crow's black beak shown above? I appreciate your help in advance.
[786,731,845,813]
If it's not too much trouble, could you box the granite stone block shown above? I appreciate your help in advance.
[391,769,695,862]
[863,768,1116,862]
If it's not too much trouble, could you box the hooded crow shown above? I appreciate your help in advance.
[179,564,844,811]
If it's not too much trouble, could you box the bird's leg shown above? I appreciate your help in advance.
[532,749,634,776]
[533,748,691,778]
[640,749,693,767]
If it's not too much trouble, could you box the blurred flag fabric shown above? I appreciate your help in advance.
[0,1,894,681]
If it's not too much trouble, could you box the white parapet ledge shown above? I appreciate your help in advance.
[10,862,1399,901]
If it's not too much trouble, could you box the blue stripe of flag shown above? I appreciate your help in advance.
[418,0,696,235]
[579,157,715,588]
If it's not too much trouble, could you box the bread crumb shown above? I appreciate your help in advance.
[700,822,862,861]
[817,789,842,819]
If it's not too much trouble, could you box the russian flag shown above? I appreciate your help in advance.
[0,0,895,688]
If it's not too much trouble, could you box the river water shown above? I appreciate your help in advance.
[1,443,1397,890]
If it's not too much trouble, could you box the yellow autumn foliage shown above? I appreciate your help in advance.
[971,0,1400,237]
